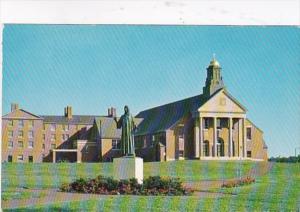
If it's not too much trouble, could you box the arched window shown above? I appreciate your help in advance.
[217,138,224,157]
[203,140,209,156]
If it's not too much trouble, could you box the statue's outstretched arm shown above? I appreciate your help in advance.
[114,117,122,129]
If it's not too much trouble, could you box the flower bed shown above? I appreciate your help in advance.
[60,176,193,196]
[221,176,255,188]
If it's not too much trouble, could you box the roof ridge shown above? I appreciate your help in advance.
[136,93,202,116]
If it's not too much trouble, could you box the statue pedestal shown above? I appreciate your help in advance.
[113,156,143,184]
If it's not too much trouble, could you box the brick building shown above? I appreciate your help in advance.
[1,58,268,163]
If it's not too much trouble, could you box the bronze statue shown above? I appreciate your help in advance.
[114,105,136,156]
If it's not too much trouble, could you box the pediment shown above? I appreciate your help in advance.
[198,89,246,113]
[2,109,42,119]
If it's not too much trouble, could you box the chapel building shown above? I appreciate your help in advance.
[1,58,268,163]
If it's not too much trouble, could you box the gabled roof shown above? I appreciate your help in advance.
[222,89,247,111]
[41,115,99,125]
[2,109,42,119]
[94,116,143,139]
[135,94,206,135]
[95,117,121,138]
[199,88,247,112]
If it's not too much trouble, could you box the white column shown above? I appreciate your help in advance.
[214,117,217,157]
[238,118,242,157]
[200,117,203,158]
[243,118,247,158]
[53,151,56,163]
[229,118,233,157]
[194,118,200,158]
[77,150,81,163]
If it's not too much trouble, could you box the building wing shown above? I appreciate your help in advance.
[135,94,206,135]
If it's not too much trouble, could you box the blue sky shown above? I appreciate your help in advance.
[3,25,300,157]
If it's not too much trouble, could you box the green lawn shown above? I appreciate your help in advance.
[2,161,300,211]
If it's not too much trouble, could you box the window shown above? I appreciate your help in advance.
[179,150,184,157]
[178,137,184,151]
[18,120,24,128]
[42,134,46,141]
[203,141,209,156]
[28,131,34,139]
[8,155,13,162]
[62,134,70,141]
[143,137,147,148]
[8,120,13,127]
[217,139,225,157]
[135,136,147,149]
[84,145,89,153]
[50,124,56,131]
[28,156,33,162]
[217,119,221,129]
[42,144,45,150]
[178,127,184,137]
[204,118,210,129]
[28,141,34,148]
[51,134,56,142]
[18,141,23,148]
[232,119,236,130]
[17,155,24,162]
[217,129,221,137]
[43,124,46,130]
[18,131,23,138]
[247,127,252,140]
[62,124,69,131]
[28,120,34,128]
[232,141,235,157]
[112,139,121,150]
[8,140,13,148]
[247,151,252,158]
[51,144,56,149]
[8,131,13,138]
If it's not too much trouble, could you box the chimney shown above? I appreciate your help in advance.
[64,106,73,119]
[108,107,116,117]
[111,107,116,117]
[11,103,19,112]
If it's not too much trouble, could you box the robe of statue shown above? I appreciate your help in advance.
[116,108,135,156]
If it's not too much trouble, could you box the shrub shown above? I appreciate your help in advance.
[222,176,255,188]
[60,175,192,196]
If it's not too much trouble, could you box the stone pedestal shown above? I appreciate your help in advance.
[113,156,143,184]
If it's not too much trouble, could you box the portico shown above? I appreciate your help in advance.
[194,112,247,160]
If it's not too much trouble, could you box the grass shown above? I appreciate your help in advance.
[2,161,300,211]
[1,189,47,201]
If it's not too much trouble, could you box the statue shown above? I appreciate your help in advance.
[114,105,136,157]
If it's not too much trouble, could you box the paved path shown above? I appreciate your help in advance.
[2,188,106,210]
